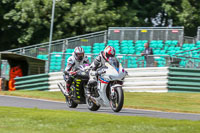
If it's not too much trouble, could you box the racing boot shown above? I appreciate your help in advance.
[85,85,91,97]
[66,83,70,93]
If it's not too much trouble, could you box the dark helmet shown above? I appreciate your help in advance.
[103,46,116,61]
[73,46,85,61]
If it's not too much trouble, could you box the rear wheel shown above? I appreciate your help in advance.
[65,96,78,108]
[110,87,124,112]
[86,97,100,111]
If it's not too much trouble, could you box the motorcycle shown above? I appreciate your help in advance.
[58,65,89,108]
[58,57,127,112]
[87,57,127,112]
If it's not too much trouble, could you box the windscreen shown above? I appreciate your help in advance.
[108,57,120,69]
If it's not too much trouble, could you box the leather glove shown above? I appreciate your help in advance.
[125,70,128,76]
[69,71,77,75]
[97,69,106,75]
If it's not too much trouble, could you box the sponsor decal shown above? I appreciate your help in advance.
[80,39,88,42]
[172,30,179,33]
[114,30,120,33]
[99,77,109,84]
[141,30,147,32]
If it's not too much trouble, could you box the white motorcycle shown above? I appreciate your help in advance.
[87,57,127,112]
[58,57,127,112]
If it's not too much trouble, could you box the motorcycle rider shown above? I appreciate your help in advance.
[64,46,90,93]
[87,46,116,93]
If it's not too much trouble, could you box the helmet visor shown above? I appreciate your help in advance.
[106,52,115,58]
[76,53,84,60]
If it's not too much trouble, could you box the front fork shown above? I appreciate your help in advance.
[110,84,122,99]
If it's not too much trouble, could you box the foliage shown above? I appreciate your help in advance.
[1,0,200,51]
[1,0,123,50]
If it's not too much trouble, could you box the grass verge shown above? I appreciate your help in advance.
[0,106,200,133]
[0,91,200,113]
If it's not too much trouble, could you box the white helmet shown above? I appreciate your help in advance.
[103,46,116,61]
[73,46,85,61]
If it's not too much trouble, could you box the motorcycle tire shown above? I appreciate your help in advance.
[110,86,124,112]
[86,97,100,111]
[65,96,78,108]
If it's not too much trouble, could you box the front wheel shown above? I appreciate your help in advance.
[110,86,124,112]
[86,97,100,111]
[65,96,78,108]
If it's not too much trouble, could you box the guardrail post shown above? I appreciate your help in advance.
[20,48,24,55]
[135,28,139,41]
[46,53,51,73]
[35,47,39,57]
[197,27,199,41]
[165,29,168,42]
[150,30,153,42]
[180,28,184,45]
[61,39,68,71]
[104,30,107,44]
[121,29,125,42]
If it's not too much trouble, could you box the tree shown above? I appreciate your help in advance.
[0,0,20,50]
[3,0,64,46]
[2,0,122,49]
[162,0,200,36]
[1,0,200,51]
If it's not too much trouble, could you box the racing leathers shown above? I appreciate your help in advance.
[88,51,107,88]
[64,53,90,92]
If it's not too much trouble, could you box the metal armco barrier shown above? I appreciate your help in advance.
[14,73,49,90]
[48,72,64,90]
[124,67,168,92]
[168,67,200,92]
[14,67,200,93]
[48,68,169,92]
[14,72,64,91]
[14,68,169,92]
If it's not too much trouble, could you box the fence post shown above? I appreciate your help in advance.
[180,28,184,45]
[46,54,51,73]
[61,39,68,71]
[104,30,107,44]
[165,29,169,42]
[19,48,21,54]
[135,28,139,41]
[197,27,200,41]
[121,29,125,42]
[150,30,153,42]
[193,37,195,44]
[35,47,39,57]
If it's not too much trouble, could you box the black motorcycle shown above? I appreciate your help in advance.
[58,66,99,110]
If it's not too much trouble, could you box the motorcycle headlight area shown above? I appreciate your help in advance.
[109,75,124,81]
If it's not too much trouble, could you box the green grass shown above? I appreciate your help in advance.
[1,91,200,113]
[0,106,200,133]
[0,90,64,101]
[124,92,200,113]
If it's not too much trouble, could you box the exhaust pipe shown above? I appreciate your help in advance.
[88,95,100,106]
[57,82,69,96]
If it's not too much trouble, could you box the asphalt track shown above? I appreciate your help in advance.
[0,95,200,121]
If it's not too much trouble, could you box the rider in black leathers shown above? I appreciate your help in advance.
[64,47,90,93]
